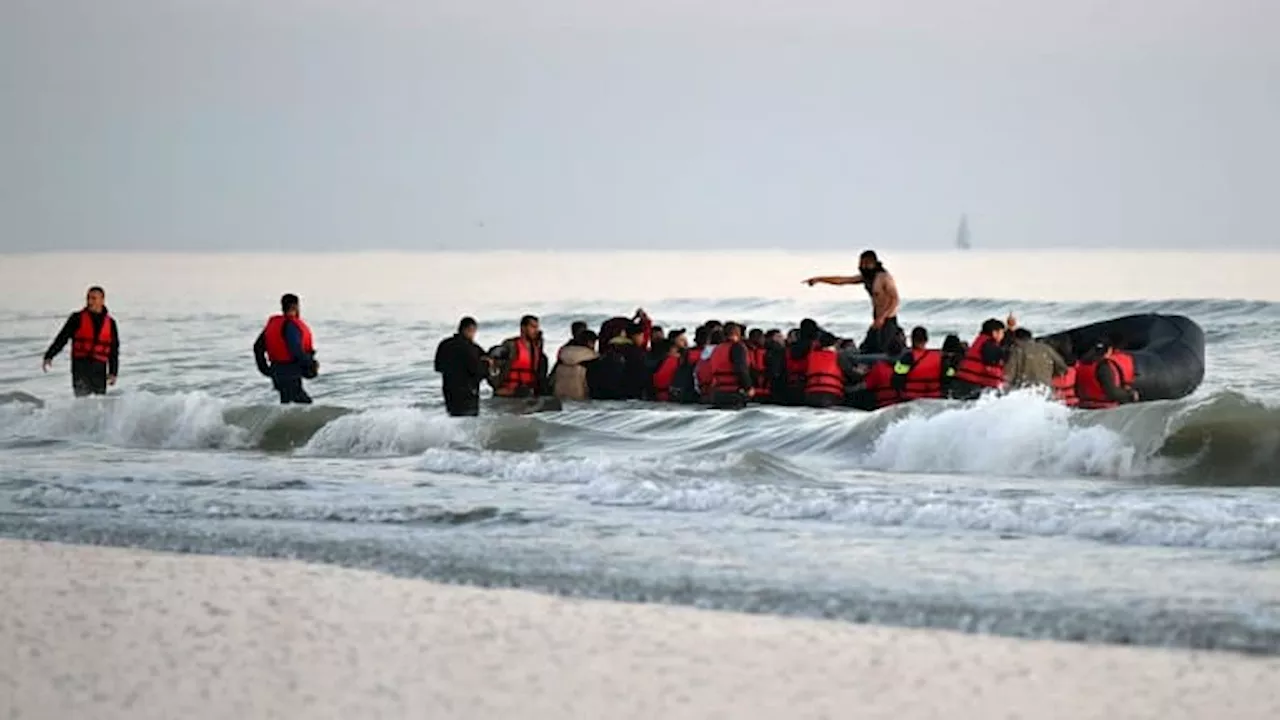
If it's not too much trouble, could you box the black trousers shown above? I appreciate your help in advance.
[71,361,108,397]
[443,386,480,417]
[273,374,313,404]
[859,316,902,354]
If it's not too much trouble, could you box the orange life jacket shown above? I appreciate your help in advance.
[749,346,771,399]
[1051,366,1078,407]
[708,342,745,393]
[262,315,315,365]
[804,347,844,397]
[953,333,1004,389]
[499,338,541,396]
[652,354,680,402]
[1075,352,1135,409]
[71,309,113,364]
[863,361,900,407]
[898,348,944,400]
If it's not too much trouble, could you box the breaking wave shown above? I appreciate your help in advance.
[1,387,1278,486]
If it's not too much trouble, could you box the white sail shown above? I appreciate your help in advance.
[956,214,972,250]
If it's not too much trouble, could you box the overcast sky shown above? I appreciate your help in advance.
[2,1,1276,252]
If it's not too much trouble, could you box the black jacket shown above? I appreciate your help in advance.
[435,334,488,392]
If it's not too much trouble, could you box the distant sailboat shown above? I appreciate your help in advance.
[955,214,972,250]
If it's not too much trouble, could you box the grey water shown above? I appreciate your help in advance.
[2,251,1280,654]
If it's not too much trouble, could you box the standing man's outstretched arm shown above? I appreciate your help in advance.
[802,275,864,287]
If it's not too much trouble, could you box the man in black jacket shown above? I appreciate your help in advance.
[43,286,120,397]
[434,317,490,416]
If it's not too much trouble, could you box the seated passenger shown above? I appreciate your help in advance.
[950,316,1015,400]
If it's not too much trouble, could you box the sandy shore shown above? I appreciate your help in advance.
[2,540,1277,719]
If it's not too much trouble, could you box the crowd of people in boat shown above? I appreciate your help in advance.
[39,250,1139,414]
[431,307,1141,416]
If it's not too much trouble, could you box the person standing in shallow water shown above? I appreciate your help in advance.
[42,285,120,397]
[803,249,902,354]
[434,317,491,416]
[253,293,318,405]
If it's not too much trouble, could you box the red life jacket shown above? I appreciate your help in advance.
[863,361,900,407]
[897,348,944,400]
[696,347,716,397]
[953,333,1004,389]
[785,348,809,387]
[262,315,315,365]
[1075,352,1135,409]
[804,348,844,397]
[749,346,771,399]
[652,354,680,402]
[71,309,113,364]
[1051,366,1078,407]
[499,338,541,396]
[686,347,703,366]
[708,342,745,393]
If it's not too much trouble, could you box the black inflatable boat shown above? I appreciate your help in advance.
[1038,313,1204,402]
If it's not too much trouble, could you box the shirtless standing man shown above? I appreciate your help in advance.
[803,249,902,354]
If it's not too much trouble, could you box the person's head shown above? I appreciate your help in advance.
[280,293,300,317]
[693,325,709,347]
[458,316,478,342]
[980,318,1007,343]
[709,328,725,345]
[941,334,964,356]
[859,250,883,274]
[910,326,928,349]
[626,322,645,344]
[577,329,598,351]
[650,326,665,343]
[786,328,799,345]
[747,328,764,347]
[705,319,723,333]
[85,286,106,313]
[724,323,744,342]
[1092,338,1113,359]
[570,320,587,339]
[799,318,818,334]
[766,329,784,345]
[1013,327,1033,342]
[668,329,688,352]
[520,314,540,342]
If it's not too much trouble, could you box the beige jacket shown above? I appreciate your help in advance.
[553,345,598,401]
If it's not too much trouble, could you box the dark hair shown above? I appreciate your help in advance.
[520,314,539,328]
[1013,328,1033,341]
[576,329,598,347]
[980,318,1006,335]
[747,328,763,341]
[458,316,477,332]
[626,322,644,336]
[694,326,709,346]
[570,321,587,336]
[667,328,686,343]
[709,329,725,344]
[941,334,964,354]
[280,293,299,312]
[87,285,105,296]
[650,338,673,357]
[911,326,928,346]
[859,250,878,263]
[705,319,723,330]
[650,325,664,335]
